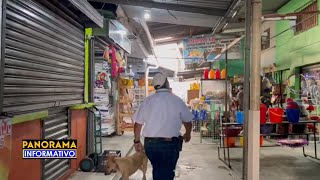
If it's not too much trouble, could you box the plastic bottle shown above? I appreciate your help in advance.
[215,69,221,79]
[209,69,215,79]
[203,69,209,79]
[221,68,226,79]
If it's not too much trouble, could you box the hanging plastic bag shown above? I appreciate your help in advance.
[110,46,118,78]
[103,46,110,62]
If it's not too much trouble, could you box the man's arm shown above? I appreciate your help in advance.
[179,100,193,143]
[134,122,143,142]
[132,101,145,152]
[183,121,192,142]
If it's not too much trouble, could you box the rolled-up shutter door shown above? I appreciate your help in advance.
[3,0,85,115]
[42,107,70,180]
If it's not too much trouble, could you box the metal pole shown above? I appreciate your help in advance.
[225,49,228,113]
[248,0,262,180]
[243,0,252,179]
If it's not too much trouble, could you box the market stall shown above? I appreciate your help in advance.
[90,19,133,138]
[217,71,320,168]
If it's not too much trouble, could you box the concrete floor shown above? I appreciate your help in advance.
[68,132,320,180]
[68,132,134,180]
[222,140,320,180]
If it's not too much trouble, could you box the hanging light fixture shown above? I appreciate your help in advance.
[144,10,151,20]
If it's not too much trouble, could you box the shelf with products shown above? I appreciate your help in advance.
[116,77,134,135]
[127,87,146,112]
[201,79,227,81]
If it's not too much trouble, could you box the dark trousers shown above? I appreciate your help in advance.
[144,138,180,180]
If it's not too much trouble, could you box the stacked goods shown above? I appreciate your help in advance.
[94,60,115,136]
[94,88,109,106]
[96,106,115,136]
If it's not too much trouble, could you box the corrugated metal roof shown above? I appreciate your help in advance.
[152,0,233,10]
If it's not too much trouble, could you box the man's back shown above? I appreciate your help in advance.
[134,89,190,138]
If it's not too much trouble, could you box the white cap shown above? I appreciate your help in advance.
[152,73,167,87]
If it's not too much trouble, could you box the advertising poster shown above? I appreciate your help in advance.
[182,35,242,69]
[0,118,12,180]
[182,35,220,65]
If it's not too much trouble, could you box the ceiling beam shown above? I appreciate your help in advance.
[88,0,226,16]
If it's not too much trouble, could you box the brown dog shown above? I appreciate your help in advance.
[105,151,148,180]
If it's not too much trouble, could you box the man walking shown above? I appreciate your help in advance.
[132,73,193,180]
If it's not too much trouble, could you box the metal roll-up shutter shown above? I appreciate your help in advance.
[42,107,70,180]
[3,0,85,115]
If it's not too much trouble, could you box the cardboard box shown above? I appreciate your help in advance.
[187,90,199,104]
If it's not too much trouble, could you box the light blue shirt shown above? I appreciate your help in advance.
[132,89,193,138]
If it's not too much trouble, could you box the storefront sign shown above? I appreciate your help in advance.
[182,36,242,69]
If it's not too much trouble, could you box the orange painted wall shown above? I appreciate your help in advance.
[2,109,87,180]
[8,120,41,180]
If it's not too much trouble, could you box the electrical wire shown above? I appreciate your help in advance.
[167,9,178,20]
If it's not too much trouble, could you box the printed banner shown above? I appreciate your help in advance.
[0,118,12,180]
[182,35,242,69]
[182,35,220,65]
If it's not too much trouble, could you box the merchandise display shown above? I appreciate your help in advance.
[218,97,320,168]
[221,68,226,79]
[203,69,209,79]
[94,60,115,136]
[190,83,200,90]
[215,69,221,79]
[117,77,146,134]
[201,80,231,100]
[204,68,226,80]
[209,69,215,79]
[95,105,115,136]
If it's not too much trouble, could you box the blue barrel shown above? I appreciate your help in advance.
[286,109,300,123]
[237,111,244,124]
